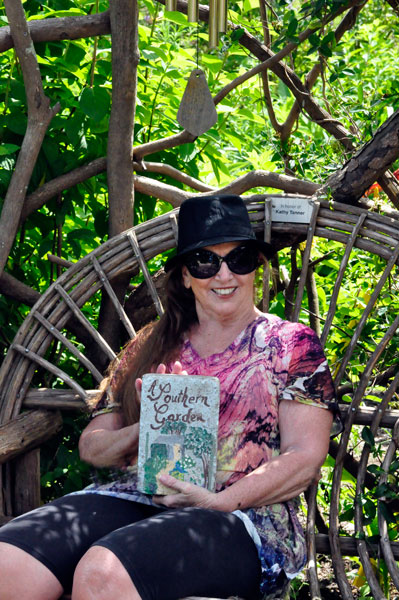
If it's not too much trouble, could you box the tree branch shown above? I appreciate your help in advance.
[216,170,319,196]
[107,0,137,237]
[134,163,216,192]
[97,0,140,357]
[0,1,60,277]
[21,159,214,223]
[0,11,111,53]
[134,176,191,205]
[385,0,399,15]
[134,170,318,204]
[133,130,196,161]
[258,0,282,135]
[0,272,40,306]
[321,110,399,204]
[376,172,399,208]
[243,2,399,206]
[228,31,355,151]
[21,157,107,222]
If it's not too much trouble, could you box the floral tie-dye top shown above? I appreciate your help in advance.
[79,313,336,597]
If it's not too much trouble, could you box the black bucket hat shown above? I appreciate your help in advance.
[164,194,274,272]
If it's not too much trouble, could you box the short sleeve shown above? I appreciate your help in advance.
[279,324,342,436]
[90,383,121,419]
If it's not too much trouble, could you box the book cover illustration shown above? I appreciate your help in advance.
[137,373,220,495]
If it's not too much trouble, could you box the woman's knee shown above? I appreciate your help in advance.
[72,546,141,600]
[0,542,63,600]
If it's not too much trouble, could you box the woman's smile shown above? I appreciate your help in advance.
[212,286,237,297]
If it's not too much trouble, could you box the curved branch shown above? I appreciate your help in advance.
[133,130,196,160]
[217,171,319,196]
[221,31,354,150]
[21,157,107,222]
[0,272,40,306]
[21,157,213,222]
[0,11,111,53]
[134,162,216,192]
[134,170,319,204]
[24,157,318,217]
[134,176,191,205]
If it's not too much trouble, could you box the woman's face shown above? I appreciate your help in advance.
[181,241,257,322]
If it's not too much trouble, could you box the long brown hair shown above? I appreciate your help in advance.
[113,266,198,425]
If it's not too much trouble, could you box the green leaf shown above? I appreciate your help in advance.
[0,144,20,156]
[163,11,188,26]
[339,506,354,521]
[67,228,96,242]
[231,28,244,41]
[361,426,375,448]
[287,17,298,37]
[374,483,390,498]
[28,9,85,19]
[309,33,320,46]
[379,501,397,525]
[367,464,382,476]
[79,87,111,122]
[7,114,27,135]
[65,113,86,147]
[38,239,53,258]
[319,44,333,58]
[201,55,224,73]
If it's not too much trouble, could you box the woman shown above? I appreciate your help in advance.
[0,194,336,600]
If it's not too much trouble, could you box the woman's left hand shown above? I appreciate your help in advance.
[153,475,217,510]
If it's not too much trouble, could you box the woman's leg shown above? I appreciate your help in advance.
[72,546,141,600]
[0,543,63,600]
[0,494,162,598]
[72,507,262,600]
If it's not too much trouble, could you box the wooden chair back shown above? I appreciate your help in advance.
[1,195,399,599]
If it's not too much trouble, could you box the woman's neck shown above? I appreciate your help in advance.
[189,306,261,358]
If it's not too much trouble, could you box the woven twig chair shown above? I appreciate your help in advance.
[1,195,399,599]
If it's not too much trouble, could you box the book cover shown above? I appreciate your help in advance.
[137,373,220,495]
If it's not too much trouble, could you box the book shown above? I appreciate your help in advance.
[137,373,220,495]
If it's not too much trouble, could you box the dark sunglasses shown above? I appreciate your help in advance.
[184,244,260,279]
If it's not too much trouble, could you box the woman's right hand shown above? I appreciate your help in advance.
[134,361,188,401]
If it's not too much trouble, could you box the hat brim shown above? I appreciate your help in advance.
[164,236,274,272]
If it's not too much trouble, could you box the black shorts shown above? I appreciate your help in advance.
[0,493,262,599]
